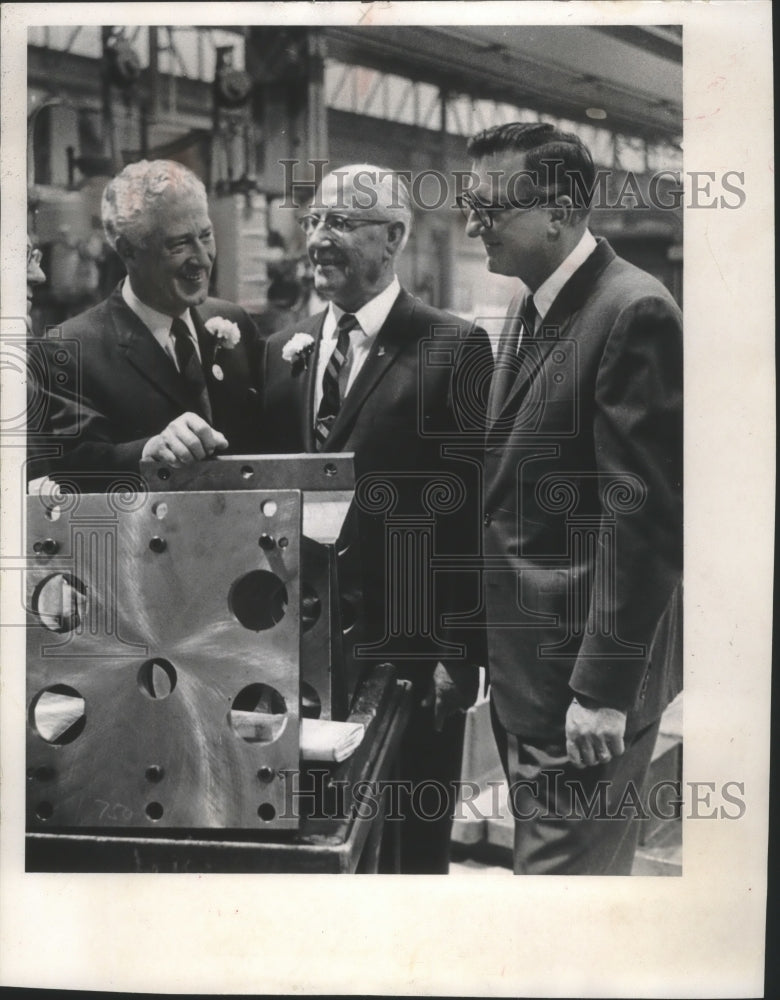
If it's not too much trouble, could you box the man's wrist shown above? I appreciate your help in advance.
[571,693,623,712]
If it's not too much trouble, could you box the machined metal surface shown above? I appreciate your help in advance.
[26,488,302,831]
[139,454,363,717]
[141,453,355,493]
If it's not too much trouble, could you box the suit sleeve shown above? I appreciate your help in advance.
[438,322,494,670]
[569,294,683,709]
[42,337,150,488]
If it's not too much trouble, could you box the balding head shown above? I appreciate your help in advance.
[314,164,413,253]
[304,163,412,311]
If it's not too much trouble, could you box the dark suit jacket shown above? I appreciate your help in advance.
[484,238,683,741]
[261,288,493,681]
[43,283,263,486]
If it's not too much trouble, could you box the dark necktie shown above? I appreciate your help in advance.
[315,312,358,449]
[487,292,537,425]
[170,317,212,422]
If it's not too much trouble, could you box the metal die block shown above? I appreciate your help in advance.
[26,489,302,832]
[141,453,355,493]
[300,536,347,722]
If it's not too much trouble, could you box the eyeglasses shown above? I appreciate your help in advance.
[456,192,546,230]
[27,247,43,267]
[297,214,391,236]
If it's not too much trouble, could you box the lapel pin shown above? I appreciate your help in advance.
[211,363,224,381]
[377,346,386,357]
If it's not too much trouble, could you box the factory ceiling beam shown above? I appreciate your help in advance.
[322,25,682,143]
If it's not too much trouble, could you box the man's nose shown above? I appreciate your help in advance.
[192,239,214,266]
[307,223,332,250]
[27,262,46,286]
[464,212,485,239]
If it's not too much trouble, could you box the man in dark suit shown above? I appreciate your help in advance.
[262,163,492,872]
[44,159,262,489]
[461,123,683,874]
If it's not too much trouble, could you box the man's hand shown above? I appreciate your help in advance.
[141,413,228,466]
[565,695,627,769]
[422,662,479,733]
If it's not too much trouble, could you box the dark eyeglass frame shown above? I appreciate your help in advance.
[297,213,392,236]
[456,192,549,229]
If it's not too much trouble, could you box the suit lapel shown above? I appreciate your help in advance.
[109,286,194,413]
[193,309,216,373]
[189,307,215,423]
[490,239,617,426]
[301,314,326,451]
[323,289,415,451]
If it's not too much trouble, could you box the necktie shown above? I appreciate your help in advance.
[487,293,537,425]
[170,317,212,422]
[315,313,359,449]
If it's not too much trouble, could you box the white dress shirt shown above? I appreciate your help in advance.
[522,229,598,334]
[122,279,201,371]
[313,276,401,414]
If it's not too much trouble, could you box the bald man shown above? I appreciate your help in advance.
[261,164,493,873]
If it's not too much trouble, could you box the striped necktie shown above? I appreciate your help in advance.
[170,316,212,422]
[487,293,537,425]
[315,312,358,449]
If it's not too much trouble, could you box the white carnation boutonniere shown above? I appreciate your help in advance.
[205,316,241,381]
[282,332,315,374]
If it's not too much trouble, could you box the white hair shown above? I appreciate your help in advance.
[317,163,413,253]
[101,159,208,250]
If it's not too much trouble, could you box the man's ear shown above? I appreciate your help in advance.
[548,195,575,231]
[114,234,135,264]
[385,221,406,255]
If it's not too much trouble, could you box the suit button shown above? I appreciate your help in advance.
[483,513,492,526]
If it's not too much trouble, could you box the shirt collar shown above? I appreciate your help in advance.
[122,278,196,339]
[532,229,598,323]
[326,276,401,340]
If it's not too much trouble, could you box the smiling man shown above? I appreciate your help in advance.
[261,164,493,873]
[463,122,683,875]
[43,159,263,488]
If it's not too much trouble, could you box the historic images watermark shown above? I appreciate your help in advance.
[278,160,746,212]
[276,770,747,823]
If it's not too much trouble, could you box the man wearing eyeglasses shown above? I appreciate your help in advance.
[463,123,682,875]
[41,159,263,491]
[261,163,493,873]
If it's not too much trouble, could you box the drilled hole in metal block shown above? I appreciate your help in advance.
[137,658,177,699]
[301,582,322,633]
[152,502,168,520]
[30,685,86,745]
[260,499,277,517]
[35,802,54,821]
[32,573,87,633]
[145,765,165,783]
[229,683,288,744]
[324,462,338,478]
[257,766,275,783]
[146,801,164,820]
[44,505,62,521]
[29,765,56,783]
[229,570,288,631]
[241,465,254,480]
[257,803,277,822]
[301,682,322,720]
